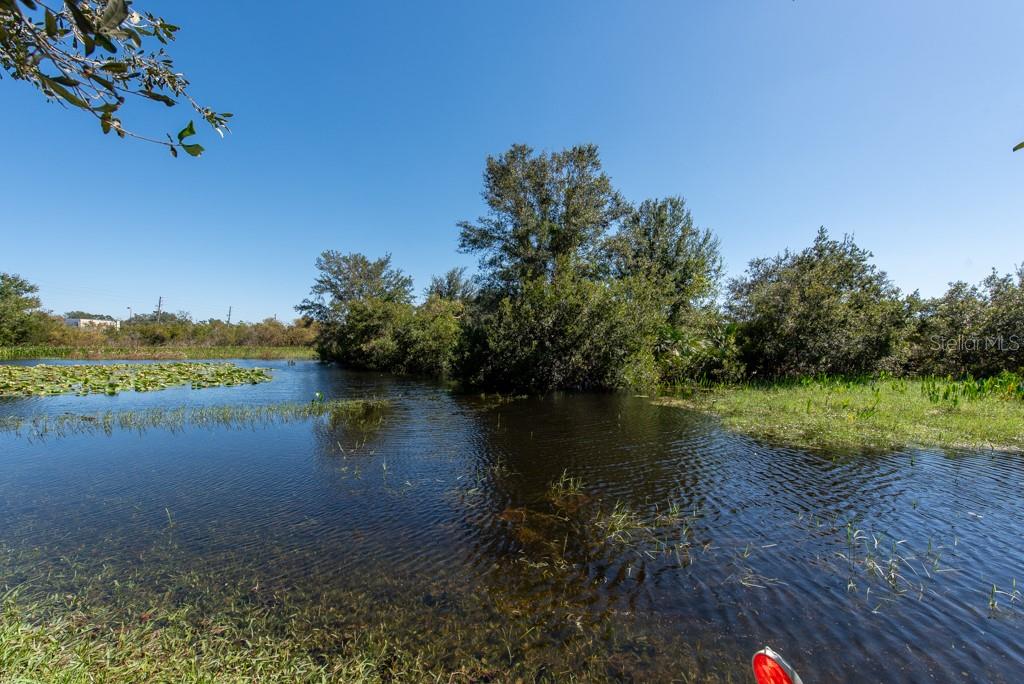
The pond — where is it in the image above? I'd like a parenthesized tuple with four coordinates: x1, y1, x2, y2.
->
(1, 360, 1022, 681)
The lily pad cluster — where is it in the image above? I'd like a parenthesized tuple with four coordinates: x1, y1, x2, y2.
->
(0, 363, 271, 397)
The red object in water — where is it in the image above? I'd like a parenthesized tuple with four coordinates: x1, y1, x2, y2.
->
(752, 647, 804, 684)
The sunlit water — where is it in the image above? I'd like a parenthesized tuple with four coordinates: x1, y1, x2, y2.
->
(1, 360, 1022, 681)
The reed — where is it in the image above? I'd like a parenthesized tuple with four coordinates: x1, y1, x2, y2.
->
(0, 399, 389, 439)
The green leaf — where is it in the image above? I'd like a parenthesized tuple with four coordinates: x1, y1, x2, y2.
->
(100, 61, 129, 74)
(176, 120, 196, 142)
(140, 89, 176, 107)
(181, 143, 204, 157)
(40, 76, 89, 109)
(66, 1, 95, 35)
(98, 0, 129, 31)
(44, 9, 58, 37)
(1014, 141, 1024, 153)
(94, 33, 116, 53)
(85, 71, 115, 91)
(169, 145, 178, 158)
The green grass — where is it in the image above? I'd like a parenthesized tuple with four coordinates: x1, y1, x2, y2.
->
(656, 375, 1024, 452)
(0, 591, 403, 684)
(0, 346, 316, 361)
(0, 550, 741, 684)
(0, 363, 271, 397)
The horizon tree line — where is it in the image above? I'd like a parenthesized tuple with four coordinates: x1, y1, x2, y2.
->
(295, 143, 1024, 392)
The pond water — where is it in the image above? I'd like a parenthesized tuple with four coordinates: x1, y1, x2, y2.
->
(1, 360, 1023, 681)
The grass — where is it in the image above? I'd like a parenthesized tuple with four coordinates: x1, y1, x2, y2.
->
(0, 362, 271, 397)
(0, 399, 389, 438)
(655, 374, 1024, 452)
(0, 346, 316, 361)
(0, 549, 743, 684)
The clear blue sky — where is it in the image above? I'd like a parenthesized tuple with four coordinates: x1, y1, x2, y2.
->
(3, 1, 1022, 322)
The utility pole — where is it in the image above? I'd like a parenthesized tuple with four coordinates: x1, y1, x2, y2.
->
(156, 296, 163, 323)
(227, 306, 232, 324)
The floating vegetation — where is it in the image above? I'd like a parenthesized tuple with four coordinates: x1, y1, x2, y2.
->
(0, 363, 271, 397)
(0, 399, 389, 439)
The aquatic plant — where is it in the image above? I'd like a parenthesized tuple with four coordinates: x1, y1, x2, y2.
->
(0, 399, 389, 439)
(548, 469, 584, 499)
(0, 362, 271, 397)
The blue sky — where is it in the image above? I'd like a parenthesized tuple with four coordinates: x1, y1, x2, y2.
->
(2, 0, 1022, 322)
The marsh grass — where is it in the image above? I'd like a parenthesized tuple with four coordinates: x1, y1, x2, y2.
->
(0, 542, 745, 684)
(656, 375, 1024, 452)
(0, 346, 316, 361)
(0, 399, 389, 439)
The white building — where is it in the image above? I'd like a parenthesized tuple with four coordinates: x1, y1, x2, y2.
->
(64, 318, 121, 330)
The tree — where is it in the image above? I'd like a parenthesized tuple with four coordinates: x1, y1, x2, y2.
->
(458, 270, 659, 393)
(64, 310, 114, 320)
(728, 228, 908, 378)
(425, 267, 476, 302)
(0, 272, 52, 345)
(400, 295, 463, 376)
(605, 196, 722, 325)
(296, 252, 417, 367)
(296, 251, 413, 326)
(458, 144, 627, 292)
(910, 268, 1024, 377)
(1, 0, 228, 156)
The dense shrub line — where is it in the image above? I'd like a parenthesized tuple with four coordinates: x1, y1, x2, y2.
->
(293, 144, 1024, 392)
(0, 274, 317, 351)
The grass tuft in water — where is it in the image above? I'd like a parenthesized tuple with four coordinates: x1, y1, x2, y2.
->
(0, 399, 389, 439)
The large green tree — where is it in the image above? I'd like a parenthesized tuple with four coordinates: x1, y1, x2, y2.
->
(425, 266, 476, 302)
(458, 144, 628, 291)
(296, 252, 414, 326)
(728, 228, 908, 378)
(605, 196, 722, 325)
(1, 0, 227, 155)
(0, 273, 51, 345)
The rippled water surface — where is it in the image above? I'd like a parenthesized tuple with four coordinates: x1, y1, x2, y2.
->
(2, 360, 1023, 681)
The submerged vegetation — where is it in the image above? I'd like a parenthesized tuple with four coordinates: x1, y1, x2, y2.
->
(0, 399, 388, 439)
(0, 363, 270, 397)
(657, 374, 1024, 452)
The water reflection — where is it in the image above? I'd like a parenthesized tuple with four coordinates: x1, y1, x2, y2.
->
(1, 361, 1022, 681)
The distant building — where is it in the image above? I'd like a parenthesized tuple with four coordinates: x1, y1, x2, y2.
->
(64, 318, 120, 330)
